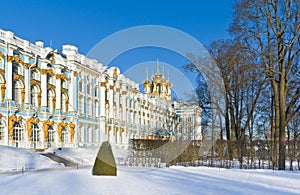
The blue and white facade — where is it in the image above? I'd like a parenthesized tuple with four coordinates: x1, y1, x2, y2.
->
(0, 28, 202, 149)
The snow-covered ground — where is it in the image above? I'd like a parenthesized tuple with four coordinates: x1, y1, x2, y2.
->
(0, 146, 63, 171)
(44, 147, 99, 165)
(1, 166, 299, 194)
(1, 146, 300, 194)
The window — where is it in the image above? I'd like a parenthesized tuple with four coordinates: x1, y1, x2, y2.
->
(47, 89, 55, 112)
(13, 62, 22, 75)
(31, 70, 40, 80)
(12, 80, 23, 105)
(61, 93, 67, 112)
(86, 127, 90, 143)
(79, 126, 84, 142)
(87, 99, 92, 116)
(79, 81, 83, 92)
(62, 79, 67, 89)
(61, 128, 69, 143)
(31, 85, 39, 108)
(87, 83, 91, 95)
(13, 122, 25, 142)
(47, 74, 55, 85)
(79, 96, 84, 114)
(94, 87, 98, 98)
(95, 101, 99, 118)
(48, 126, 55, 142)
(0, 120, 5, 140)
(32, 124, 40, 142)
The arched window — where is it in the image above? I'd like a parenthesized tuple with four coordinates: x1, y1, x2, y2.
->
(94, 86, 98, 98)
(48, 126, 55, 143)
(0, 119, 5, 141)
(79, 125, 84, 142)
(87, 126, 91, 143)
(12, 80, 23, 105)
(87, 98, 92, 116)
(13, 121, 25, 142)
(79, 95, 84, 114)
(87, 83, 91, 95)
(78, 80, 83, 92)
(32, 123, 41, 142)
(61, 128, 69, 143)
(61, 93, 67, 112)
(31, 85, 39, 108)
(47, 74, 55, 85)
(12, 62, 22, 75)
(47, 89, 55, 112)
(31, 69, 40, 80)
(61, 79, 67, 89)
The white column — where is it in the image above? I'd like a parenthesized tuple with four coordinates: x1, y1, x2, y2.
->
(100, 81, 106, 118)
(108, 79, 114, 119)
(24, 56, 30, 105)
(6, 47, 13, 101)
(55, 69, 62, 110)
(41, 64, 47, 109)
(115, 83, 120, 120)
(69, 71, 75, 112)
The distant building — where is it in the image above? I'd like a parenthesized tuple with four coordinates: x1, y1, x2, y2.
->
(0, 28, 201, 149)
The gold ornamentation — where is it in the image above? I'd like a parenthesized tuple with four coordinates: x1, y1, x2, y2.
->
(0, 51, 4, 59)
(66, 99, 69, 113)
(13, 74, 24, 80)
(61, 88, 68, 93)
(43, 120, 54, 141)
(69, 122, 75, 142)
(56, 74, 68, 80)
(8, 115, 17, 139)
(1, 85, 6, 104)
(109, 85, 114, 90)
(73, 71, 78, 77)
(37, 92, 41, 108)
(47, 84, 55, 90)
(100, 82, 106, 87)
(113, 68, 118, 79)
(52, 97, 56, 109)
(57, 121, 67, 142)
(21, 89, 25, 107)
(0, 113, 2, 119)
(26, 117, 35, 139)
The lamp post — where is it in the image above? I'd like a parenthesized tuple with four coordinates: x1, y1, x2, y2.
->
(32, 107, 38, 149)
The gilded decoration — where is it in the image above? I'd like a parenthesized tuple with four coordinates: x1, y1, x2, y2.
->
(73, 71, 78, 77)
(26, 117, 35, 139)
(56, 74, 69, 81)
(57, 121, 67, 141)
(43, 120, 54, 141)
(8, 115, 17, 138)
(21, 89, 25, 106)
(0, 51, 4, 59)
(13, 74, 24, 80)
(69, 122, 75, 142)
(1, 85, 6, 104)
(41, 68, 55, 76)
(100, 82, 106, 87)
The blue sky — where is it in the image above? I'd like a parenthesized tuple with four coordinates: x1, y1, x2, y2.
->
(1, 0, 233, 99)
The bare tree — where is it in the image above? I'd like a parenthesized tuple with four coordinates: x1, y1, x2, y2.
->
(230, 0, 300, 170)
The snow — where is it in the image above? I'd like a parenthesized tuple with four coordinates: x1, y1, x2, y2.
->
(44, 147, 98, 165)
(1, 146, 299, 194)
(1, 166, 299, 194)
(0, 146, 63, 171)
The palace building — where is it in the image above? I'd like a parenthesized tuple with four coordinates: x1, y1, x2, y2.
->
(0, 28, 202, 149)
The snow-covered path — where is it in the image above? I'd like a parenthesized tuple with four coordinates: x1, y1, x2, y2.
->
(1, 166, 299, 195)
